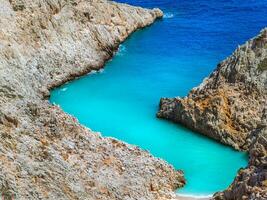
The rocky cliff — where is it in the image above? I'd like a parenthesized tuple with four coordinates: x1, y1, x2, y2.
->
(214, 127, 267, 200)
(0, 0, 186, 199)
(158, 29, 267, 199)
(158, 28, 267, 151)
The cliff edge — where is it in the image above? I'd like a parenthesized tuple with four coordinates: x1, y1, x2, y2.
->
(158, 29, 267, 199)
(0, 0, 186, 199)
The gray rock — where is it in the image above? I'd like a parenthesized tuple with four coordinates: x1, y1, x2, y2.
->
(157, 29, 267, 199)
(0, 0, 186, 199)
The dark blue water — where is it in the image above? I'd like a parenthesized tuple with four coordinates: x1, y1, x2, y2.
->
(50, 0, 267, 196)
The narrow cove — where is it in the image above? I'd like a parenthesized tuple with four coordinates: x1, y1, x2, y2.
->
(50, 0, 267, 196)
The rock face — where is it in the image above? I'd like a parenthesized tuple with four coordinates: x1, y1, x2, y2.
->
(214, 127, 267, 200)
(158, 29, 267, 151)
(158, 29, 267, 199)
(0, 0, 186, 199)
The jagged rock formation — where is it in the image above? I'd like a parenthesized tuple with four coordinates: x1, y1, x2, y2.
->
(158, 29, 267, 199)
(214, 127, 267, 200)
(158, 29, 267, 151)
(0, 0, 186, 199)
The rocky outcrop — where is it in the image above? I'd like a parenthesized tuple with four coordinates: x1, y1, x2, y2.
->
(0, 0, 187, 199)
(214, 127, 267, 200)
(158, 29, 267, 151)
(158, 29, 267, 199)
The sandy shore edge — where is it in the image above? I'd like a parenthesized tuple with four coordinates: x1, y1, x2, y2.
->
(176, 195, 211, 200)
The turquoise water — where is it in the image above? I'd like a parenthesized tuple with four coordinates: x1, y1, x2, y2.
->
(50, 0, 267, 196)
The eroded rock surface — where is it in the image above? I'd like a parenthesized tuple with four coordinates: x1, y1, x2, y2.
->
(158, 29, 267, 199)
(214, 127, 267, 200)
(0, 0, 186, 199)
(158, 29, 267, 151)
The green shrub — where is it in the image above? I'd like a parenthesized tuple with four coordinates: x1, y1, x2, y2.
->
(258, 58, 267, 71)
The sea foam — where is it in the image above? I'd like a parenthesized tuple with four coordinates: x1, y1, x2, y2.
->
(177, 193, 213, 199)
(117, 44, 127, 56)
(163, 12, 175, 19)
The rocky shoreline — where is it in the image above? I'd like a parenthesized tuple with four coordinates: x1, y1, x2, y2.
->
(1, 0, 265, 199)
(158, 29, 267, 199)
(0, 0, 188, 199)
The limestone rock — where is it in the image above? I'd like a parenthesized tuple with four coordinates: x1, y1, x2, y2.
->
(0, 0, 186, 199)
(158, 28, 267, 151)
(157, 28, 267, 199)
(214, 127, 267, 200)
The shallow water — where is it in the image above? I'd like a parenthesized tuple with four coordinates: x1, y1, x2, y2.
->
(50, 0, 267, 196)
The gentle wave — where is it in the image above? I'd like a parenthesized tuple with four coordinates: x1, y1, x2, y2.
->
(116, 44, 127, 56)
(89, 70, 98, 74)
(163, 12, 175, 19)
(89, 69, 105, 74)
(177, 193, 213, 199)
(98, 68, 105, 73)
(60, 87, 68, 92)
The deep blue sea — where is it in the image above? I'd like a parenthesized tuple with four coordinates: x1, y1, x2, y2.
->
(50, 0, 267, 196)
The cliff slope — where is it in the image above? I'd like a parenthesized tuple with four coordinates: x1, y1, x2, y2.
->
(158, 29, 267, 199)
(158, 29, 267, 151)
(214, 127, 267, 200)
(0, 0, 186, 199)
